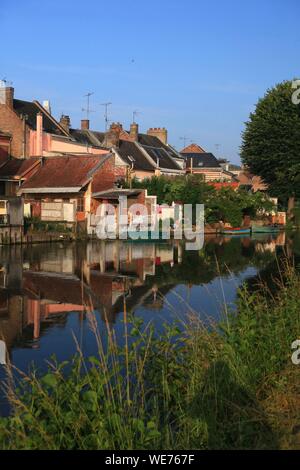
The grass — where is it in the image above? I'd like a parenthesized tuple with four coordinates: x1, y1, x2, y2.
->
(0, 261, 299, 450)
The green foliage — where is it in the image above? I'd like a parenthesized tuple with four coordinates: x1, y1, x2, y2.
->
(205, 187, 274, 226)
(0, 265, 299, 450)
(241, 80, 300, 202)
(131, 175, 274, 227)
(25, 217, 72, 233)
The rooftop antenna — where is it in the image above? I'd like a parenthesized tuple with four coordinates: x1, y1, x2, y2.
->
(214, 143, 220, 157)
(82, 92, 95, 119)
(180, 136, 192, 148)
(1, 77, 12, 87)
(132, 110, 140, 123)
(100, 102, 112, 131)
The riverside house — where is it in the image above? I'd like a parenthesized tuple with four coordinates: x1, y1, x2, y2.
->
(0, 86, 109, 157)
(69, 121, 185, 182)
(17, 154, 115, 234)
(180, 143, 236, 182)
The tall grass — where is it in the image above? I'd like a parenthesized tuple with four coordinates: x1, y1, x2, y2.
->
(0, 263, 299, 450)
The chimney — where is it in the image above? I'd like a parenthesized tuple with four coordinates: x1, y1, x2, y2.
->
(103, 122, 122, 148)
(81, 119, 90, 130)
(59, 114, 71, 133)
(147, 127, 167, 145)
(43, 100, 51, 114)
(36, 113, 43, 156)
(130, 122, 138, 141)
(3, 87, 14, 109)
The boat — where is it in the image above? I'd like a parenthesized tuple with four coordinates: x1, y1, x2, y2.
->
(220, 227, 251, 236)
(251, 225, 281, 234)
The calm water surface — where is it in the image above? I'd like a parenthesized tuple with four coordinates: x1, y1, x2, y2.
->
(0, 231, 299, 414)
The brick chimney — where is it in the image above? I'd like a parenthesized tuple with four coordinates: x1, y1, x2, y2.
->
(103, 122, 122, 148)
(3, 87, 14, 109)
(130, 122, 139, 142)
(36, 112, 43, 156)
(81, 119, 90, 130)
(147, 127, 167, 145)
(59, 115, 71, 133)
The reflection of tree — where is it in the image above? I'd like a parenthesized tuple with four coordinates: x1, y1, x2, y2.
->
(243, 239, 300, 296)
(145, 238, 277, 290)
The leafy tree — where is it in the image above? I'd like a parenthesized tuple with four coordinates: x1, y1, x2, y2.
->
(240, 80, 300, 213)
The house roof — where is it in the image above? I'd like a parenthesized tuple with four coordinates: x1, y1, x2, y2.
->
(93, 189, 143, 199)
(19, 154, 111, 193)
(138, 134, 182, 169)
(117, 140, 155, 171)
(13, 99, 68, 136)
(70, 126, 183, 173)
(184, 152, 221, 168)
(180, 143, 206, 154)
(69, 129, 105, 148)
(117, 135, 182, 172)
(0, 157, 40, 180)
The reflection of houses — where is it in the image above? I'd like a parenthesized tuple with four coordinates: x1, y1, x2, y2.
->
(0, 241, 178, 352)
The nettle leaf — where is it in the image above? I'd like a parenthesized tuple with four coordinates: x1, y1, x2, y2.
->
(82, 390, 98, 411)
(41, 373, 58, 389)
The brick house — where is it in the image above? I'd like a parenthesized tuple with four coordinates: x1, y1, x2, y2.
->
(0, 131, 12, 162)
(70, 122, 185, 181)
(0, 87, 108, 157)
(17, 154, 115, 232)
(182, 148, 235, 182)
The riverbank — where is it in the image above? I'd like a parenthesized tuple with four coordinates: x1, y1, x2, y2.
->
(0, 262, 299, 450)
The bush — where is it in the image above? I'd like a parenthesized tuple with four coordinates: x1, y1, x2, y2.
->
(0, 264, 299, 449)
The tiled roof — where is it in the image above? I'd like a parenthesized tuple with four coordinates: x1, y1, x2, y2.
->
(20, 154, 111, 191)
(138, 134, 182, 170)
(69, 129, 105, 147)
(93, 189, 143, 199)
(180, 143, 206, 154)
(184, 152, 221, 169)
(13, 99, 68, 136)
(117, 140, 154, 171)
(0, 157, 40, 180)
(71, 127, 183, 172)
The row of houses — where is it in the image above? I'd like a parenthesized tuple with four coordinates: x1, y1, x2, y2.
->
(0, 85, 265, 238)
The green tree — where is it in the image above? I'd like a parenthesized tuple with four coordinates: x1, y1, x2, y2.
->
(240, 80, 300, 214)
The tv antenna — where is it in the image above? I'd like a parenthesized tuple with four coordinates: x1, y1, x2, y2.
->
(100, 102, 112, 131)
(180, 136, 192, 148)
(82, 92, 95, 119)
(1, 77, 12, 87)
(132, 110, 141, 123)
(214, 143, 220, 157)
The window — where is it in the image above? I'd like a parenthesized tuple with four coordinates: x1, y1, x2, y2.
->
(77, 198, 84, 212)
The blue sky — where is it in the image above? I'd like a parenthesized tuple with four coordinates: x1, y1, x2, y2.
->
(1, 0, 299, 163)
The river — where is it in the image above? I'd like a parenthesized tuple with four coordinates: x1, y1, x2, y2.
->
(0, 231, 299, 414)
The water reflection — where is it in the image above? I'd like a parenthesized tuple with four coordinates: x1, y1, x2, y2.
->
(0, 232, 298, 359)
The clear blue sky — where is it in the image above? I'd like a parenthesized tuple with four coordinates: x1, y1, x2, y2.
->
(1, 0, 299, 163)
